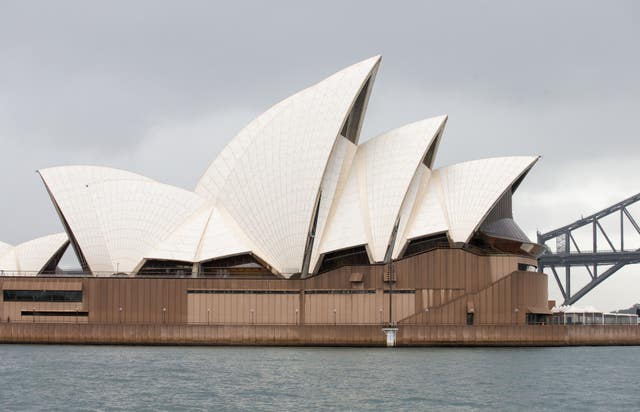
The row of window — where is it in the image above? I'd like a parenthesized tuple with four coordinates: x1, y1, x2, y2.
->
(3, 290, 83, 302)
(21, 311, 88, 317)
(187, 289, 416, 295)
(187, 290, 299, 295)
(305, 290, 376, 295)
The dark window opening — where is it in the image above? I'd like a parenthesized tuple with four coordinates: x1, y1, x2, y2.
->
(402, 234, 450, 258)
(518, 263, 537, 272)
(200, 254, 274, 278)
(317, 245, 370, 273)
(467, 235, 495, 252)
(340, 79, 371, 143)
(138, 260, 193, 277)
(421, 130, 442, 169)
(466, 312, 474, 326)
(526, 313, 548, 325)
(306, 289, 376, 295)
(21, 310, 88, 317)
(39, 241, 70, 275)
(188, 290, 298, 295)
(3, 290, 82, 302)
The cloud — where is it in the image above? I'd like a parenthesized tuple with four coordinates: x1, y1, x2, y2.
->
(0, 0, 638, 309)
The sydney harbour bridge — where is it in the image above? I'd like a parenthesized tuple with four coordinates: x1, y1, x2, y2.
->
(537, 193, 640, 305)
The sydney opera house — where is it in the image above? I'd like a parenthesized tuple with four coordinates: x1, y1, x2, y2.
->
(0, 56, 558, 344)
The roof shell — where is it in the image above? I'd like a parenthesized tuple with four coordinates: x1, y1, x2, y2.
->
(395, 156, 539, 255)
(436, 156, 539, 243)
(0, 233, 69, 274)
(316, 116, 447, 265)
(39, 166, 205, 274)
(195, 56, 381, 274)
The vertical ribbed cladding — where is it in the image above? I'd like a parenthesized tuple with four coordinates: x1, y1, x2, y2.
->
(37, 171, 91, 274)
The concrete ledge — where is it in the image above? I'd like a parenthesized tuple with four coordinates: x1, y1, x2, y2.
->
(1, 323, 640, 346)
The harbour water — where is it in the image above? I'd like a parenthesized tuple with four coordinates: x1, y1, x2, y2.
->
(1, 345, 638, 411)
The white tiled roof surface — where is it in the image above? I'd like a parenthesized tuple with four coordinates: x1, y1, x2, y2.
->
(39, 166, 205, 273)
(39, 166, 153, 273)
(316, 116, 447, 263)
(0, 241, 11, 258)
(0, 233, 68, 274)
(33, 57, 540, 276)
(396, 168, 449, 256)
(195, 205, 256, 263)
(194, 56, 380, 274)
(435, 156, 539, 243)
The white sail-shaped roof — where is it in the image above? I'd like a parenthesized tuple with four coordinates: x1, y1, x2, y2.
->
(146, 205, 213, 263)
(146, 204, 258, 264)
(0, 241, 11, 257)
(0, 233, 69, 274)
(39, 166, 205, 274)
(307, 135, 359, 272)
(195, 56, 380, 275)
(83, 179, 206, 273)
(30, 57, 541, 277)
(195, 206, 256, 263)
(39, 166, 153, 273)
(394, 167, 449, 257)
(437, 156, 539, 243)
(397, 156, 539, 252)
(315, 116, 447, 266)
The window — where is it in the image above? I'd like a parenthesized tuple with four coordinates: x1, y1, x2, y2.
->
(527, 313, 548, 325)
(3, 290, 82, 302)
(466, 313, 474, 325)
(21, 310, 88, 317)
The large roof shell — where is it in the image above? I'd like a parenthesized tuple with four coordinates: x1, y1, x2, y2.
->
(0, 233, 69, 274)
(437, 156, 539, 243)
(39, 166, 205, 274)
(195, 56, 381, 274)
(30, 57, 541, 277)
(396, 156, 539, 254)
(315, 116, 447, 266)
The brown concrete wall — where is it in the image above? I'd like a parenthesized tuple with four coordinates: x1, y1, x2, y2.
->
(401, 271, 549, 325)
(187, 293, 301, 325)
(0, 278, 87, 323)
(0, 248, 538, 328)
(1, 323, 639, 346)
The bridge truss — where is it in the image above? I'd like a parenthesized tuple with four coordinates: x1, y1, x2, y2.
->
(537, 193, 640, 305)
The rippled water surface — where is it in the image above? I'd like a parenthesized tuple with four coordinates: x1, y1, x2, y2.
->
(1, 345, 639, 411)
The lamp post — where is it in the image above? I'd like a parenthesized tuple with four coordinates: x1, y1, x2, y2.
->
(388, 262, 394, 326)
(162, 307, 167, 323)
(381, 257, 399, 347)
(207, 308, 210, 325)
(119, 307, 123, 323)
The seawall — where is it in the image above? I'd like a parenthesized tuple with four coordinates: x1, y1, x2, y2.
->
(1, 323, 639, 346)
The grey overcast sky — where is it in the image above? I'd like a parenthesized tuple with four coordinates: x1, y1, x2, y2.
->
(1, 1, 638, 310)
